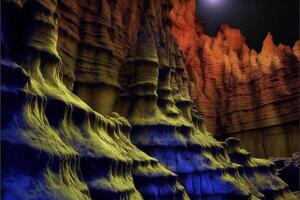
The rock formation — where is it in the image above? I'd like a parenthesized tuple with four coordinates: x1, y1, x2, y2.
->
(1, 1, 188, 199)
(226, 137, 296, 200)
(170, 0, 300, 158)
(1, 0, 298, 200)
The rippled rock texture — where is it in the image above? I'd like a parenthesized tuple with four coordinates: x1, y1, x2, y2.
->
(1, 0, 188, 199)
(226, 137, 296, 200)
(1, 0, 297, 200)
(171, 0, 300, 157)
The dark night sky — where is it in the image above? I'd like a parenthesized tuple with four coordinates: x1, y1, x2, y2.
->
(196, 0, 299, 51)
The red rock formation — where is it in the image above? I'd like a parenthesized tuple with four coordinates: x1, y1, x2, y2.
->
(171, 0, 300, 157)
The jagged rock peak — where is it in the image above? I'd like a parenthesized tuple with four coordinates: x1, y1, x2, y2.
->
(171, 0, 299, 158)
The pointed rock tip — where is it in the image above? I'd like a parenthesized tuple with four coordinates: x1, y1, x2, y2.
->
(263, 32, 274, 44)
(293, 40, 300, 49)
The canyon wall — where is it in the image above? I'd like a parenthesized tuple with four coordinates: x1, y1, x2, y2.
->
(171, 0, 300, 158)
(1, 0, 298, 200)
(2, 0, 190, 199)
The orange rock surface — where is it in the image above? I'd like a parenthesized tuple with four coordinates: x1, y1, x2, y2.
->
(171, 0, 300, 157)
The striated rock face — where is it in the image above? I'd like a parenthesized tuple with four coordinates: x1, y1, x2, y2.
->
(113, 1, 257, 199)
(1, 0, 297, 200)
(226, 137, 297, 200)
(1, 1, 188, 199)
(171, 0, 300, 158)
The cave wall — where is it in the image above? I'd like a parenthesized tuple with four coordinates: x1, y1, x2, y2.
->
(170, 0, 300, 158)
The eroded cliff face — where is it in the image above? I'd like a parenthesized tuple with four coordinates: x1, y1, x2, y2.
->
(171, 0, 300, 158)
(1, 0, 298, 200)
(2, 1, 189, 199)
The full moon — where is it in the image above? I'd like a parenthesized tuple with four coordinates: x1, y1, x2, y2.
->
(202, 0, 223, 6)
(207, 0, 219, 3)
